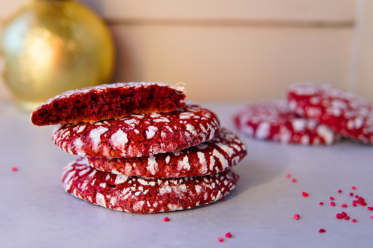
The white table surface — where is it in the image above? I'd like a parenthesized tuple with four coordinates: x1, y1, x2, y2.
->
(1, 101, 372, 248)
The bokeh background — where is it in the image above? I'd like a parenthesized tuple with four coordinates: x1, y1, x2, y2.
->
(0, 0, 372, 102)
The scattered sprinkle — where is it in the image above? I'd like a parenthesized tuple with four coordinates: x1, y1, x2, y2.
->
(336, 213, 343, 219)
(330, 202, 335, 206)
(341, 212, 347, 218)
(352, 186, 356, 190)
(11, 167, 18, 172)
(341, 204, 347, 208)
(225, 232, 232, 238)
(338, 189, 342, 193)
(345, 216, 350, 220)
(302, 192, 309, 197)
(221, 198, 225, 202)
(371, 215, 373, 219)
(367, 207, 373, 211)
(352, 219, 357, 222)
(350, 192, 354, 196)
(319, 202, 324, 205)
(353, 203, 357, 207)
(286, 173, 291, 178)
(319, 229, 326, 233)
(292, 178, 296, 183)
(294, 214, 300, 220)
(355, 195, 359, 198)
(163, 217, 170, 222)
(330, 197, 334, 200)
(218, 237, 223, 242)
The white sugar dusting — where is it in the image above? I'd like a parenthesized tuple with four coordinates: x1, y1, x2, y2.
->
(256, 122, 270, 139)
(213, 149, 229, 169)
(292, 119, 307, 132)
(147, 155, 158, 175)
(146, 126, 158, 139)
(216, 143, 235, 157)
(186, 124, 197, 136)
(78, 168, 90, 176)
(89, 127, 109, 151)
(115, 174, 128, 184)
(77, 125, 86, 133)
(110, 129, 128, 149)
(177, 156, 191, 171)
(73, 138, 86, 156)
(197, 152, 208, 174)
(96, 193, 107, 207)
(316, 125, 334, 145)
(165, 156, 170, 164)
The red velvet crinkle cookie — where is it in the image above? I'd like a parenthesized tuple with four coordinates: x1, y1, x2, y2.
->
(86, 128, 246, 178)
(62, 160, 239, 214)
(235, 101, 339, 145)
(53, 103, 220, 158)
(287, 83, 373, 144)
(31, 82, 185, 126)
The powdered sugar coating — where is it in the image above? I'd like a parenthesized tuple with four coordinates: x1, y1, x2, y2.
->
(235, 100, 339, 145)
(287, 83, 373, 144)
(62, 160, 239, 214)
(31, 82, 185, 126)
(53, 103, 220, 158)
(86, 128, 246, 178)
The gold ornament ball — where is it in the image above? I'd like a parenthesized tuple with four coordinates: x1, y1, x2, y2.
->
(0, 0, 115, 112)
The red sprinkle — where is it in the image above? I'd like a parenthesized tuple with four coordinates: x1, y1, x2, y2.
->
(338, 189, 342, 193)
(341, 204, 347, 208)
(353, 203, 357, 207)
(352, 219, 357, 222)
(341, 212, 347, 218)
(302, 192, 309, 197)
(221, 198, 225, 202)
(330, 197, 334, 200)
(225, 232, 232, 238)
(292, 178, 296, 183)
(11, 167, 18, 172)
(163, 217, 170, 222)
(336, 213, 343, 219)
(330, 202, 335, 206)
(286, 173, 291, 178)
(350, 192, 354, 196)
(367, 207, 373, 211)
(218, 237, 223, 242)
(319, 229, 326, 233)
(294, 214, 300, 220)
(319, 202, 324, 205)
(355, 195, 359, 198)
(345, 216, 350, 220)
(371, 215, 373, 219)
(352, 186, 356, 190)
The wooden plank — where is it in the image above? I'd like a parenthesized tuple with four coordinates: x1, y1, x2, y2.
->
(0, 0, 355, 23)
(108, 25, 352, 101)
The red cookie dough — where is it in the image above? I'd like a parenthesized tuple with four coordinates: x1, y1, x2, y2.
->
(287, 83, 373, 144)
(62, 160, 239, 214)
(86, 128, 246, 178)
(53, 103, 220, 158)
(31, 82, 185, 126)
(235, 101, 339, 145)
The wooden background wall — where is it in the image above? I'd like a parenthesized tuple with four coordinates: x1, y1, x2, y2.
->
(1, 0, 372, 103)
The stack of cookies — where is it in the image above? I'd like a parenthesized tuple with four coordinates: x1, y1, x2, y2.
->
(31, 82, 247, 213)
(235, 82, 373, 145)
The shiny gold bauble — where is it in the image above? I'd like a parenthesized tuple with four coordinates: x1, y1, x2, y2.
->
(0, 0, 115, 112)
